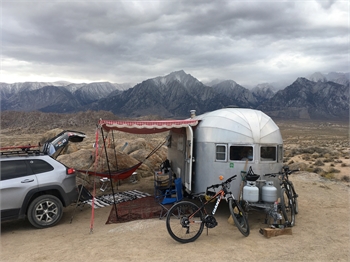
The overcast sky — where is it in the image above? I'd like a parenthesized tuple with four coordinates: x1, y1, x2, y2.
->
(1, 0, 348, 87)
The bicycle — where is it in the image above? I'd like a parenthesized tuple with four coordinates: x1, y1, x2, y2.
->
(282, 165, 299, 214)
(165, 175, 250, 243)
(265, 165, 299, 227)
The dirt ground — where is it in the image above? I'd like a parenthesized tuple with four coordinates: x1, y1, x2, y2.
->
(1, 119, 349, 262)
(1, 170, 349, 262)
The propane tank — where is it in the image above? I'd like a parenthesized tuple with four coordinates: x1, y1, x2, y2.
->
(262, 181, 277, 203)
(243, 181, 259, 203)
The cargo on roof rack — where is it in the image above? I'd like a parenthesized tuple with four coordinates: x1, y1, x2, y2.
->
(0, 149, 42, 156)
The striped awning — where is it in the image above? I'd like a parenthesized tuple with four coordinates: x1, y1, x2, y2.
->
(98, 119, 199, 134)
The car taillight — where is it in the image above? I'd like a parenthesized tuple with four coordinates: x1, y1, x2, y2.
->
(67, 168, 76, 175)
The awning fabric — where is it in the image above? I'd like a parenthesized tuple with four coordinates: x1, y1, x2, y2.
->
(98, 119, 199, 134)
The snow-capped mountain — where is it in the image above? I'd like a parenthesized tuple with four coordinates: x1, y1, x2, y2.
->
(1, 71, 348, 119)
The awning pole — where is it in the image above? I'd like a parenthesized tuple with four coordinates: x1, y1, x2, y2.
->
(100, 127, 119, 219)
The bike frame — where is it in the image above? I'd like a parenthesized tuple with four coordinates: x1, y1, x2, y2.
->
(188, 189, 227, 221)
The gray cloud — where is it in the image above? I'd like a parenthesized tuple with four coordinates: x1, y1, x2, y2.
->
(1, 0, 348, 87)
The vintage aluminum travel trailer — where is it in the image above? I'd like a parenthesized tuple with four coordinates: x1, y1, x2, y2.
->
(98, 107, 284, 199)
(167, 107, 284, 199)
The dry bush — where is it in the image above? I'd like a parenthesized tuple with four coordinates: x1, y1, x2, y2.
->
(321, 172, 335, 180)
(314, 159, 325, 166)
(311, 153, 320, 159)
(327, 167, 340, 173)
(341, 176, 350, 182)
(302, 154, 311, 161)
(341, 163, 347, 167)
(313, 167, 324, 174)
(323, 157, 334, 163)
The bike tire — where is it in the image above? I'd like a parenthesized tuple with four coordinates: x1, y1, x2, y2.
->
(228, 198, 250, 237)
(289, 183, 299, 214)
(166, 201, 204, 243)
(280, 188, 295, 226)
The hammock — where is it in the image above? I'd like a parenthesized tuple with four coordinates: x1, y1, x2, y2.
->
(77, 162, 142, 181)
(77, 134, 166, 182)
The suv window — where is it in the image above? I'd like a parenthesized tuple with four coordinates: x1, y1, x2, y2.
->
(28, 159, 54, 174)
(1, 160, 28, 181)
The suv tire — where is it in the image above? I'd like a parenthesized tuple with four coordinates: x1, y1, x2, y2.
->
(27, 195, 63, 229)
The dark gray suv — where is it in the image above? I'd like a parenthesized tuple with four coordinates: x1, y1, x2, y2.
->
(0, 130, 85, 228)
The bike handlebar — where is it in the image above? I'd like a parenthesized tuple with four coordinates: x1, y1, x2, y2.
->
(265, 168, 300, 178)
(207, 175, 237, 190)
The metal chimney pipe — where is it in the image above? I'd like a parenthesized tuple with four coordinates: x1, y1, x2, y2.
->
(190, 110, 196, 118)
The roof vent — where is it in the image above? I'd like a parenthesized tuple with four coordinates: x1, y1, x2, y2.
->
(190, 110, 196, 118)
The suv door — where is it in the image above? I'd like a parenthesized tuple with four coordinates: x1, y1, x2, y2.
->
(0, 160, 38, 219)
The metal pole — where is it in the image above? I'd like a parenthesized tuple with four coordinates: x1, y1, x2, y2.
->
(100, 127, 119, 220)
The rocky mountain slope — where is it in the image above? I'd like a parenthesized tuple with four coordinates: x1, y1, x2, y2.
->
(258, 77, 349, 119)
(1, 70, 349, 119)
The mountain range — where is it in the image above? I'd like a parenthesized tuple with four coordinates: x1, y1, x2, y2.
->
(0, 70, 349, 120)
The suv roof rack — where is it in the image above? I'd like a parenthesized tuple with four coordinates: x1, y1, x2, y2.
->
(0, 145, 44, 157)
(0, 149, 43, 156)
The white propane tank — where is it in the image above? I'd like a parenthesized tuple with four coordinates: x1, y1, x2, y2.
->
(262, 181, 277, 203)
(243, 181, 259, 203)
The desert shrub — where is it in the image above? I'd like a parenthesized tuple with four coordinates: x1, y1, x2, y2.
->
(306, 167, 313, 172)
(288, 149, 298, 157)
(314, 159, 325, 166)
(323, 158, 333, 163)
(330, 163, 335, 167)
(340, 176, 350, 182)
(313, 167, 324, 174)
(324, 153, 331, 159)
(327, 167, 340, 173)
(289, 162, 307, 171)
(302, 154, 311, 161)
(341, 163, 347, 167)
(288, 160, 294, 165)
(311, 153, 320, 159)
(345, 156, 349, 159)
(321, 172, 335, 180)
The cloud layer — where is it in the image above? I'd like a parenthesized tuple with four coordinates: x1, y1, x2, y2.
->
(1, 0, 348, 87)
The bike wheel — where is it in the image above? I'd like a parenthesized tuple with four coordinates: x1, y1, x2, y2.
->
(228, 198, 250, 237)
(289, 184, 299, 214)
(280, 188, 295, 226)
(166, 201, 204, 243)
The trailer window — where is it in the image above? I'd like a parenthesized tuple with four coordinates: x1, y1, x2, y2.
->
(260, 146, 276, 161)
(215, 144, 227, 161)
(229, 146, 253, 161)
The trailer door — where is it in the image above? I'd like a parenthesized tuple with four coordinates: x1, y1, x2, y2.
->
(184, 125, 194, 193)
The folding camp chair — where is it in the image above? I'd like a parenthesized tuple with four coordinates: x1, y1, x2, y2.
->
(154, 169, 174, 202)
(159, 177, 183, 219)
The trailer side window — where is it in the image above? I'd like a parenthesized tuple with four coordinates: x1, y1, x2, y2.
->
(215, 144, 227, 161)
(229, 146, 253, 161)
(260, 146, 276, 161)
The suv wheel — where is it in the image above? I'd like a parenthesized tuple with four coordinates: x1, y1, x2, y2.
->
(27, 195, 63, 229)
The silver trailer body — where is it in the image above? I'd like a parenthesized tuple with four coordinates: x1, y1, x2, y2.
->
(168, 108, 284, 199)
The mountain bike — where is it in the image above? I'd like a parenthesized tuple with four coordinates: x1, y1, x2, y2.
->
(282, 165, 299, 214)
(265, 165, 299, 226)
(165, 175, 249, 243)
